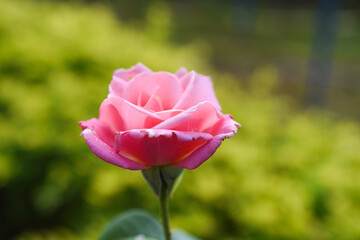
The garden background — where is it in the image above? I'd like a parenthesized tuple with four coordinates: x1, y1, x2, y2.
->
(0, 0, 359, 239)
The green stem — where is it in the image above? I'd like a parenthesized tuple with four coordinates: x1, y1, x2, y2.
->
(159, 172, 171, 240)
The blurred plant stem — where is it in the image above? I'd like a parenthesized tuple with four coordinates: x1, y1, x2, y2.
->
(160, 174, 171, 240)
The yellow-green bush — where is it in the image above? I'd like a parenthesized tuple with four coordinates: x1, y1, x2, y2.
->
(0, 0, 359, 240)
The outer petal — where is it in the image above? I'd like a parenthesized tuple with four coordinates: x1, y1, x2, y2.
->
(114, 129, 213, 167)
(81, 128, 147, 170)
(174, 71, 222, 111)
(210, 114, 241, 136)
(175, 117, 240, 169)
(174, 135, 223, 169)
(79, 118, 115, 147)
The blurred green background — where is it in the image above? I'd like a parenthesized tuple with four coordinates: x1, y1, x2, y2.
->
(0, 0, 359, 239)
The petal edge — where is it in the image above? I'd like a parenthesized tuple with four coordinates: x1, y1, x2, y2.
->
(82, 129, 148, 170)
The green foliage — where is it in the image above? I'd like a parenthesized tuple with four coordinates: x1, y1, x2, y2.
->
(0, 0, 206, 239)
(98, 209, 164, 240)
(0, 1, 359, 240)
(183, 67, 360, 240)
(98, 209, 199, 240)
(172, 230, 200, 240)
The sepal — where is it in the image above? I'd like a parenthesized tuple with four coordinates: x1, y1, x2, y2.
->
(142, 165, 184, 198)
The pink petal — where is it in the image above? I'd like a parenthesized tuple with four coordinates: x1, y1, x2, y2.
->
(79, 118, 115, 147)
(109, 63, 151, 97)
(115, 129, 213, 166)
(81, 128, 147, 170)
(174, 71, 222, 111)
(122, 72, 183, 110)
(211, 114, 241, 136)
(175, 116, 240, 169)
(155, 109, 183, 120)
(153, 101, 222, 134)
(174, 135, 223, 169)
(175, 67, 188, 79)
(113, 62, 151, 81)
(98, 103, 125, 133)
(142, 86, 163, 112)
(99, 97, 164, 131)
(108, 78, 127, 98)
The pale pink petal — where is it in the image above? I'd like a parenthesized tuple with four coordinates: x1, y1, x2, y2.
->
(174, 71, 222, 111)
(175, 67, 188, 79)
(108, 78, 127, 98)
(81, 128, 147, 170)
(113, 62, 151, 81)
(155, 109, 183, 120)
(153, 101, 222, 134)
(79, 118, 115, 147)
(210, 114, 241, 136)
(178, 69, 192, 90)
(109, 63, 151, 97)
(142, 86, 163, 112)
(99, 97, 164, 131)
(98, 102, 125, 133)
(115, 129, 213, 166)
(123, 72, 183, 110)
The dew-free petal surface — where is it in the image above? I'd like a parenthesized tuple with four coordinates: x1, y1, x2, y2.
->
(153, 101, 222, 134)
(99, 97, 164, 131)
(109, 63, 151, 97)
(174, 71, 221, 111)
(81, 128, 147, 170)
(123, 72, 183, 110)
(115, 129, 213, 167)
(79, 118, 115, 147)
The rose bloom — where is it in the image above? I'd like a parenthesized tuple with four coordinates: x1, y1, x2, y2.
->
(79, 63, 240, 170)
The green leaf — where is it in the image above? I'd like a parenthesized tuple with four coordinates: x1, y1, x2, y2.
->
(121, 237, 159, 240)
(98, 209, 164, 240)
(172, 229, 201, 240)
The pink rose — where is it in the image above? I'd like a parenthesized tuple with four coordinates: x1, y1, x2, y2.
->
(79, 63, 240, 170)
